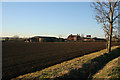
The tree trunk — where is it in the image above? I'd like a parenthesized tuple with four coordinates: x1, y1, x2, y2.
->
(107, 2, 113, 53)
(107, 23, 113, 53)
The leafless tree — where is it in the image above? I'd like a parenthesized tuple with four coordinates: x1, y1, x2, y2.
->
(13, 35, 19, 39)
(81, 33, 84, 38)
(58, 34, 63, 38)
(104, 24, 118, 39)
(91, 0, 120, 53)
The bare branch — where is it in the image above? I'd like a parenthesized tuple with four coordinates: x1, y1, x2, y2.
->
(113, 14, 120, 22)
(91, 1, 119, 53)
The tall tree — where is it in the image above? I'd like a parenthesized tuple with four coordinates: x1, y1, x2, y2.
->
(91, 0, 120, 53)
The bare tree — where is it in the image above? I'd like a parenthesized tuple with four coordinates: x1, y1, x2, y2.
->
(104, 24, 118, 39)
(91, 0, 120, 53)
(5, 37, 9, 41)
(58, 34, 62, 38)
(81, 33, 84, 38)
(13, 35, 19, 39)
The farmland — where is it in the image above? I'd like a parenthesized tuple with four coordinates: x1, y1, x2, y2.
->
(2, 42, 120, 79)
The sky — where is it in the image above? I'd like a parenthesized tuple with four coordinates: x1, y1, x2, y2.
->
(2, 2, 105, 38)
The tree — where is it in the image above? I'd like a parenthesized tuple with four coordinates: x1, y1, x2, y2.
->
(58, 34, 63, 38)
(91, 0, 120, 53)
(81, 34, 84, 42)
(13, 35, 19, 39)
(5, 37, 9, 41)
(81, 34, 84, 38)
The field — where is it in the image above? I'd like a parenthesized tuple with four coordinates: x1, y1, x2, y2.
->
(13, 46, 120, 79)
(2, 42, 120, 79)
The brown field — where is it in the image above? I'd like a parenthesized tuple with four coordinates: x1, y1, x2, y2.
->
(2, 42, 120, 79)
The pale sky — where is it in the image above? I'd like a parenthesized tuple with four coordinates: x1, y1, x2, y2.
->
(2, 2, 105, 38)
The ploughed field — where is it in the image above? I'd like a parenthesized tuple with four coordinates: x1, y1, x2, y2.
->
(2, 42, 120, 79)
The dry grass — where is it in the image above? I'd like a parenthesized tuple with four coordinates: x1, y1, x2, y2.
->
(92, 56, 120, 79)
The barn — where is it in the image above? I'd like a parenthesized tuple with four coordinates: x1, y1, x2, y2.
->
(67, 34, 81, 41)
(25, 36, 57, 43)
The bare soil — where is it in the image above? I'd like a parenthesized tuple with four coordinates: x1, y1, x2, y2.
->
(2, 42, 120, 79)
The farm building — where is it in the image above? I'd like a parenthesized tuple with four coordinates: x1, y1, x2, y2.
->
(67, 34, 107, 42)
(112, 37, 119, 42)
(83, 37, 92, 41)
(92, 37, 107, 42)
(86, 35, 91, 38)
(57, 38, 66, 42)
(67, 34, 81, 41)
(83, 37, 106, 42)
(24, 36, 58, 43)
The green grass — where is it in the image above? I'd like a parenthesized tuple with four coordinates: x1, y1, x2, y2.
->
(92, 56, 120, 79)
(11, 46, 120, 80)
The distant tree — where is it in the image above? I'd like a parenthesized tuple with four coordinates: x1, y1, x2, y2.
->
(58, 35, 64, 42)
(81, 34, 84, 42)
(13, 35, 19, 39)
(58, 35, 63, 38)
(81, 34, 84, 38)
(5, 37, 9, 41)
(91, 1, 120, 53)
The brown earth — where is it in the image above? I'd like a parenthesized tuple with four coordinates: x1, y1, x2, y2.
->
(2, 42, 120, 79)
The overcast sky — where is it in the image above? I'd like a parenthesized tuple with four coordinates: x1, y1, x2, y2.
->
(2, 2, 105, 38)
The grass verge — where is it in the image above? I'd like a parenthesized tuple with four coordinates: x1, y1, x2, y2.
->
(11, 46, 120, 80)
(92, 56, 120, 79)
